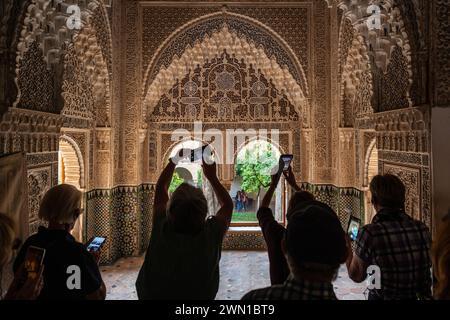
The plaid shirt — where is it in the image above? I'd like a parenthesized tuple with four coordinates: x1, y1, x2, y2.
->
(242, 275, 337, 300)
(355, 209, 432, 300)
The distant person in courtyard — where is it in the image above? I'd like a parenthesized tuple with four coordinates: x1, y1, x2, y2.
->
(236, 191, 242, 212)
(0, 212, 43, 300)
(432, 214, 450, 300)
(242, 191, 248, 212)
(258, 165, 315, 285)
(136, 148, 233, 300)
(346, 174, 432, 300)
(13, 184, 106, 300)
(243, 198, 347, 300)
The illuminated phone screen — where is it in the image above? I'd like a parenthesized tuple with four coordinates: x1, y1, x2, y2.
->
(347, 218, 361, 241)
(24, 246, 45, 280)
(281, 155, 293, 171)
(192, 147, 204, 162)
(87, 237, 106, 252)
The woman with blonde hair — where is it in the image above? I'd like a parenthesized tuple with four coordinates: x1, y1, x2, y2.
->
(0, 212, 43, 299)
(13, 184, 106, 300)
(432, 217, 450, 300)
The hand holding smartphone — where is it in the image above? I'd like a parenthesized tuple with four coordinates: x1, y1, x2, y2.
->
(272, 154, 294, 186)
(191, 144, 214, 163)
(86, 236, 107, 252)
(347, 216, 361, 241)
(24, 246, 45, 280)
(281, 154, 293, 172)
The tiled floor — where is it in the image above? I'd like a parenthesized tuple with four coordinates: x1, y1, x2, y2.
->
(101, 251, 367, 300)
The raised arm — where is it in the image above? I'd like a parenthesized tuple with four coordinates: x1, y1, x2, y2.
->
(282, 166, 301, 192)
(345, 234, 369, 283)
(153, 159, 176, 224)
(261, 173, 280, 209)
(202, 161, 233, 235)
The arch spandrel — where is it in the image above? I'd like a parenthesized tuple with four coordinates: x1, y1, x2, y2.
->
(148, 51, 301, 125)
(143, 13, 310, 126)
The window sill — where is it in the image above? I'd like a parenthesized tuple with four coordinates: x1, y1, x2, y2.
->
(229, 226, 262, 232)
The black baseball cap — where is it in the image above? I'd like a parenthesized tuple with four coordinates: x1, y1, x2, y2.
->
(285, 200, 347, 267)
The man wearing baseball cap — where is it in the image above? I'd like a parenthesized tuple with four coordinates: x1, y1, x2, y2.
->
(242, 200, 348, 300)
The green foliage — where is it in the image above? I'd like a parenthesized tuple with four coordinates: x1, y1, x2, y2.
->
(231, 211, 257, 222)
(169, 172, 184, 193)
(236, 142, 278, 194)
(196, 170, 203, 188)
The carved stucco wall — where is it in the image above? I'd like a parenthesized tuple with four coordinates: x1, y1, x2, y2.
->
(430, 0, 450, 230)
(0, 0, 443, 262)
(0, 0, 113, 255)
(335, 0, 433, 232)
(433, 0, 450, 106)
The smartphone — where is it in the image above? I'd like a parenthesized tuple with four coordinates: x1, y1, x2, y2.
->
(347, 216, 361, 241)
(24, 246, 45, 280)
(86, 236, 107, 252)
(191, 145, 214, 163)
(281, 154, 294, 171)
(191, 146, 204, 162)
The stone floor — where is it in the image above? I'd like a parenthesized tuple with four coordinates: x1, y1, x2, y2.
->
(101, 251, 367, 300)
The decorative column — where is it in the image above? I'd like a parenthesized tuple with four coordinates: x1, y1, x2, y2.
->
(338, 129, 355, 187)
(95, 128, 112, 188)
(300, 129, 312, 182)
(138, 128, 148, 184)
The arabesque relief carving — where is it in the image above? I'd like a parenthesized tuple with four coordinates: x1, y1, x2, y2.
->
(0, 0, 442, 259)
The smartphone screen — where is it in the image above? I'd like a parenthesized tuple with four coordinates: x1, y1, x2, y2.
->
(191, 146, 204, 162)
(24, 246, 45, 280)
(191, 145, 214, 163)
(86, 237, 106, 252)
(281, 154, 293, 171)
(347, 217, 361, 241)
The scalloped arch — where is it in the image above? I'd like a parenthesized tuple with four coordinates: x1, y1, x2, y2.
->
(143, 11, 308, 96)
(61, 24, 111, 125)
(13, 0, 113, 121)
(338, 0, 413, 87)
(340, 30, 374, 124)
(59, 134, 85, 189)
(143, 24, 308, 124)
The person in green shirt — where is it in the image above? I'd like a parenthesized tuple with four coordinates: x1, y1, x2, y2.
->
(136, 151, 233, 300)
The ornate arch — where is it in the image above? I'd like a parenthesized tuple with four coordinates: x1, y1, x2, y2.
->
(59, 134, 85, 189)
(15, 0, 103, 67)
(13, 0, 112, 122)
(337, 0, 413, 108)
(61, 24, 111, 126)
(143, 12, 309, 125)
(233, 135, 286, 161)
(149, 51, 300, 125)
(340, 30, 374, 127)
(363, 138, 378, 187)
(90, 2, 113, 75)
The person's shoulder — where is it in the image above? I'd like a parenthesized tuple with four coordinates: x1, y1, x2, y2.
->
(205, 216, 223, 235)
(411, 218, 431, 235)
(21, 232, 41, 245)
(205, 215, 218, 225)
(57, 235, 88, 256)
(411, 217, 429, 229)
(257, 206, 273, 217)
(241, 286, 273, 300)
(359, 223, 376, 236)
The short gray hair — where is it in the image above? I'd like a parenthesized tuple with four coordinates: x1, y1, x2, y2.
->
(39, 184, 82, 224)
(167, 183, 208, 234)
